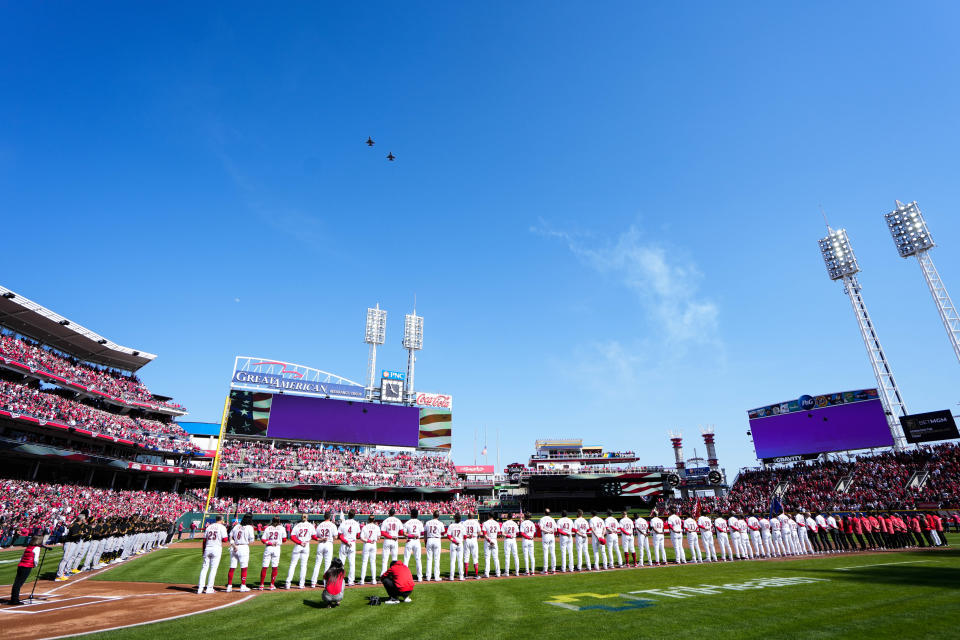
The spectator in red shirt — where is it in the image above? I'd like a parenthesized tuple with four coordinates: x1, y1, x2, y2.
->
(380, 560, 414, 604)
(321, 559, 345, 607)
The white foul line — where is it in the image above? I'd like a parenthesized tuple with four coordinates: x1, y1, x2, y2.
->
(835, 560, 932, 571)
(39, 594, 256, 639)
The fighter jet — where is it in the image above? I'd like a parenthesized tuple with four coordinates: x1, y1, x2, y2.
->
(386, 152, 396, 161)
(366, 137, 375, 147)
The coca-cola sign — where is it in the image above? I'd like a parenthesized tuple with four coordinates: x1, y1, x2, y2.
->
(415, 392, 452, 409)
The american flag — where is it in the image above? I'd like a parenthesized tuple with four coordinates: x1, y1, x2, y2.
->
(619, 474, 662, 498)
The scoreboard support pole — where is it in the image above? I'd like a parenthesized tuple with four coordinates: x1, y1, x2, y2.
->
(201, 394, 231, 527)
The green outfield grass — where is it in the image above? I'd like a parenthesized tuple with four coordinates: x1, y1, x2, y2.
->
(67, 544, 960, 640)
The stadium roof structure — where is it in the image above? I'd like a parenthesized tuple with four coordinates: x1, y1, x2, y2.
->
(0, 284, 156, 371)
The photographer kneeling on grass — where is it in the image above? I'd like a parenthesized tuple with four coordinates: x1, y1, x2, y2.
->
(380, 560, 414, 604)
(322, 559, 345, 607)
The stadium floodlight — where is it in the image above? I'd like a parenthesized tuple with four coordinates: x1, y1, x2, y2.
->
(885, 200, 960, 364)
(818, 226, 908, 450)
(364, 304, 387, 398)
(403, 311, 423, 400)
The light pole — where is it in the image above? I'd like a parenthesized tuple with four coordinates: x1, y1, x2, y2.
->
(364, 304, 386, 400)
(403, 309, 423, 403)
(818, 227, 908, 449)
(885, 200, 960, 364)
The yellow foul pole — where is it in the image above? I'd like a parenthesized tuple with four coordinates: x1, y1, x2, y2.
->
(201, 394, 231, 526)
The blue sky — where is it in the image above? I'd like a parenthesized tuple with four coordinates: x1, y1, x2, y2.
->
(2, 2, 959, 476)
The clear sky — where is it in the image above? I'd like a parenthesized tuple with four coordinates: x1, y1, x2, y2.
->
(3, 2, 959, 476)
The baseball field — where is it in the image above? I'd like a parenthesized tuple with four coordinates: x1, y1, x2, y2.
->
(2, 541, 958, 639)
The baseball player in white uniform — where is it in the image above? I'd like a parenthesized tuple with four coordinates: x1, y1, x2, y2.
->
(501, 516, 520, 576)
(258, 517, 286, 590)
(556, 511, 574, 572)
(667, 510, 686, 564)
(539, 509, 557, 574)
(589, 511, 608, 569)
(337, 509, 360, 586)
(698, 513, 717, 562)
(359, 514, 381, 585)
(683, 516, 702, 563)
(573, 510, 592, 571)
(738, 516, 755, 558)
(285, 514, 316, 589)
(463, 513, 482, 579)
(796, 512, 814, 554)
(604, 510, 624, 568)
(482, 516, 501, 578)
(714, 515, 732, 561)
(634, 515, 652, 566)
(787, 514, 802, 554)
(759, 516, 775, 558)
(424, 510, 445, 581)
(619, 511, 636, 567)
(198, 515, 228, 594)
(311, 512, 338, 588)
(226, 514, 255, 592)
(728, 515, 742, 559)
(770, 514, 786, 557)
(402, 509, 424, 581)
(746, 515, 764, 557)
(650, 514, 666, 565)
(379, 508, 403, 574)
(447, 514, 465, 581)
(519, 514, 537, 575)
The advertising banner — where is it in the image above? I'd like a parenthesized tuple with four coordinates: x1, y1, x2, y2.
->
(900, 410, 959, 444)
(231, 370, 364, 399)
(455, 465, 494, 474)
(415, 392, 453, 409)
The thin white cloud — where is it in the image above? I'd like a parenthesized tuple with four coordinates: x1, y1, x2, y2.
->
(533, 221, 720, 345)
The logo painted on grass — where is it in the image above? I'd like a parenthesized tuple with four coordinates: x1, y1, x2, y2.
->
(543, 593, 656, 612)
(628, 576, 831, 600)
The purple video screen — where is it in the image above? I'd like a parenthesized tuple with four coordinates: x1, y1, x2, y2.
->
(749, 398, 893, 459)
(267, 395, 420, 447)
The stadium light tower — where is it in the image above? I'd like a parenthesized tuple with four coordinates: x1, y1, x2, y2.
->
(818, 227, 908, 449)
(403, 308, 423, 402)
(364, 304, 387, 399)
(885, 200, 960, 364)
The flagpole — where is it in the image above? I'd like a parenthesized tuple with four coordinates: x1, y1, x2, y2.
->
(474, 427, 477, 466)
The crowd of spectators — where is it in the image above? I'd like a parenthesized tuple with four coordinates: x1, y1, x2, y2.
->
(193, 490, 478, 516)
(661, 442, 960, 514)
(0, 333, 185, 412)
(0, 479, 198, 544)
(218, 439, 460, 487)
(0, 380, 201, 454)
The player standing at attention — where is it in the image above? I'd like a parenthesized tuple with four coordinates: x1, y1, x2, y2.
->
(815, 512, 833, 552)
(714, 515, 732, 561)
(463, 512, 482, 579)
(650, 513, 666, 566)
(337, 509, 360, 586)
(727, 514, 742, 559)
(402, 509, 425, 582)
(556, 511, 574, 572)
(286, 514, 316, 589)
(226, 514, 255, 592)
(259, 516, 286, 590)
(667, 509, 686, 564)
(501, 515, 520, 576)
(424, 510, 445, 581)
(589, 511, 608, 570)
(311, 512, 338, 588)
(795, 512, 814, 554)
(759, 515, 774, 557)
(619, 511, 636, 567)
(770, 515, 786, 557)
(683, 515, 702, 563)
(746, 514, 763, 557)
(379, 508, 403, 575)
(573, 510, 592, 571)
(198, 515, 228, 594)
(603, 510, 624, 568)
(539, 509, 557, 574)
(447, 513, 465, 581)
(519, 513, 537, 575)
(697, 512, 717, 562)
(359, 514, 381, 585)
(634, 514, 651, 567)
(482, 514, 501, 578)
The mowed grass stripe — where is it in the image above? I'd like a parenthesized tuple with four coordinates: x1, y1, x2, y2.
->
(77, 549, 960, 640)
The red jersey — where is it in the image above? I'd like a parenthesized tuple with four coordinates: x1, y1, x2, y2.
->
(324, 573, 344, 596)
(382, 561, 414, 592)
